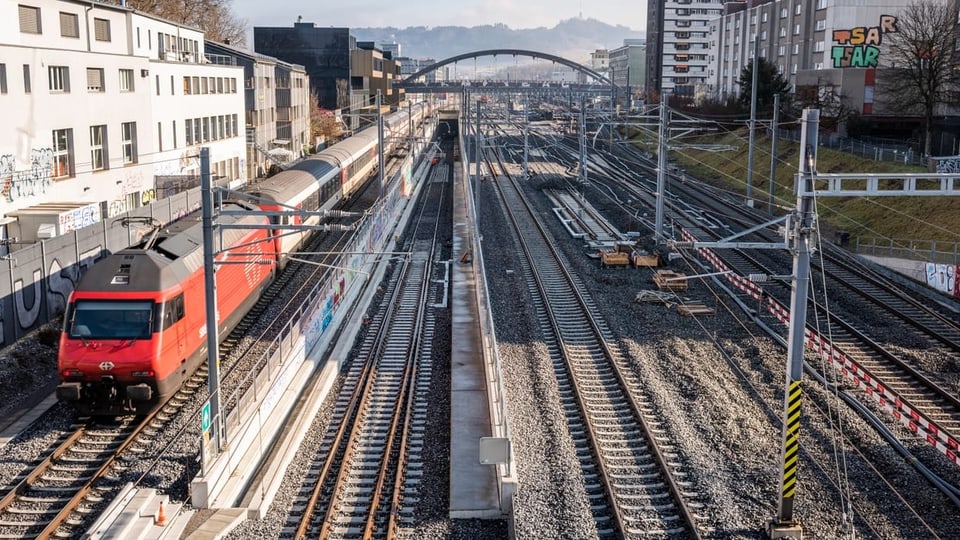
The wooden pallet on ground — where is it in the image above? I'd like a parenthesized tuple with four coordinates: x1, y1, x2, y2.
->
(653, 270, 688, 291)
(677, 304, 715, 316)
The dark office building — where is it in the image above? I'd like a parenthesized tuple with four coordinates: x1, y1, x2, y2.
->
(254, 22, 354, 111)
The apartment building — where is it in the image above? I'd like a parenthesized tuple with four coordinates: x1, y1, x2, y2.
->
(708, 0, 910, 115)
(254, 22, 407, 134)
(646, 0, 725, 98)
(609, 40, 646, 98)
(205, 41, 311, 180)
(0, 0, 245, 243)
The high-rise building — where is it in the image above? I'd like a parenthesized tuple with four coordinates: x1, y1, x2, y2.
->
(646, 0, 724, 98)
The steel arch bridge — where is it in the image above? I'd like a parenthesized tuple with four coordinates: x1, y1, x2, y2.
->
(402, 48, 611, 85)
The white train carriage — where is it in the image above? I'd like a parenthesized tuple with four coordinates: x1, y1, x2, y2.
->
(246, 157, 341, 266)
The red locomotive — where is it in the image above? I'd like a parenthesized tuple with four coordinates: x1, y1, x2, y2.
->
(56, 101, 434, 416)
(56, 202, 275, 416)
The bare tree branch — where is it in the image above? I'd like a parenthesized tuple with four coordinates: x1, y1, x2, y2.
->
(877, 0, 960, 156)
(125, 0, 248, 46)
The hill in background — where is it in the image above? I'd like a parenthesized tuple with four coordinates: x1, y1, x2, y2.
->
(352, 17, 643, 65)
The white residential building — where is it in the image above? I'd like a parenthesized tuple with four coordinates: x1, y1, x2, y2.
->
(0, 0, 244, 242)
(708, 0, 910, 115)
(646, 0, 725, 98)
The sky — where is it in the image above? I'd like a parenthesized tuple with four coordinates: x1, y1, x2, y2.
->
(230, 0, 648, 32)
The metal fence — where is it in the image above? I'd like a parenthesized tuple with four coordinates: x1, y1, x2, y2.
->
(770, 127, 927, 166)
(852, 236, 960, 265)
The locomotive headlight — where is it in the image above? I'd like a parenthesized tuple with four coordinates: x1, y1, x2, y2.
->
(132, 370, 155, 377)
(62, 369, 84, 378)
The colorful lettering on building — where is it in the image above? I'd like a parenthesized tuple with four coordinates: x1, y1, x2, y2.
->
(831, 15, 897, 68)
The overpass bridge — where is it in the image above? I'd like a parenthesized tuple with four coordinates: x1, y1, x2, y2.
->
(398, 48, 628, 99)
(397, 80, 614, 95)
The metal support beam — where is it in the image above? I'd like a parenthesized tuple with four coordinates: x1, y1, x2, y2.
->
(769, 93, 781, 214)
(767, 109, 817, 540)
(578, 94, 587, 185)
(655, 99, 669, 242)
(377, 91, 385, 201)
(746, 33, 760, 206)
(200, 147, 222, 456)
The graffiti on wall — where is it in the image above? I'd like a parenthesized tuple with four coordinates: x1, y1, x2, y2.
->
(0, 149, 55, 203)
(933, 156, 960, 174)
(831, 15, 898, 68)
(0, 245, 103, 345)
(59, 204, 101, 234)
(925, 262, 960, 297)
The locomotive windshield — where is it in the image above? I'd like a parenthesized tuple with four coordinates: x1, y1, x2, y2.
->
(68, 300, 154, 340)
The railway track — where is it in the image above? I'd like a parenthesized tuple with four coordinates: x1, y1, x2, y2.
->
(287, 167, 446, 539)
(487, 146, 704, 538)
(0, 388, 199, 539)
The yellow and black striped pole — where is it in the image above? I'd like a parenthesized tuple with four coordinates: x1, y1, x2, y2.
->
(768, 109, 818, 538)
(777, 380, 803, 517)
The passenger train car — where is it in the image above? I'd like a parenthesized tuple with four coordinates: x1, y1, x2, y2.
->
(56, 102, 432, 416)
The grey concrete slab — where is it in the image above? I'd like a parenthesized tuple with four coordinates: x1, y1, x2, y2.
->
(449, 159, 502, 518)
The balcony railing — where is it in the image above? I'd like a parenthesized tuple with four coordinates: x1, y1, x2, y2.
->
(205, 54, 236, 66)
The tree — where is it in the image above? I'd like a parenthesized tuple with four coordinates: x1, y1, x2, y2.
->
(309, 89, 343, 151)
(877, 0, 960, 157)
(737, 57, 792, 115)
(794, 79, 858, 133)
(125, 0, 247, 46)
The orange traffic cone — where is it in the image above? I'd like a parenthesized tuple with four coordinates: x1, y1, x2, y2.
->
(156, 501, 167, 526)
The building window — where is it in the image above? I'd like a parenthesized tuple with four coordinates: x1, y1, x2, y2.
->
(230, 78, 236, 93)
(121, 122, 137, 164)
(86, 68, 104, 92)
(780, 8, 787, 18)
(119, 68, 134, 91)
(19, 5, 41, 34)
(90, 125, 107, 171)
(22, 64, 30, 93)
(792, 43, 800, 54)
(93, 18, 111, 42)
(53, 128, 73, 178)
(185, 118, 193, 145)
(762, 12, 768, 22)
(779, 27, 787, 37)
(202, 77, 208, 94)
(761, 30, 767, 40)
(779, 45, 786, 57)
(815, 41, 825, 52)
(157, 122, 162, 152)
(183, 76, 191, 94)
(795, 4, 801, 14)
(202, 117, 209, 141)
(170, 75, 174, 95)
(48, 66, 70, 92)
(815, 20, 826, 31)
(815, 62, 824, 70)
(794, 23, 801, 35)
(136, 27, 141, 48)
(155, 74, 160, 95)
(59, 11, 79, 37)
(816, 0, 827, 9)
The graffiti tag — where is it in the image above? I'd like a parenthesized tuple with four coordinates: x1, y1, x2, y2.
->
(831, 15, 897, 68)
